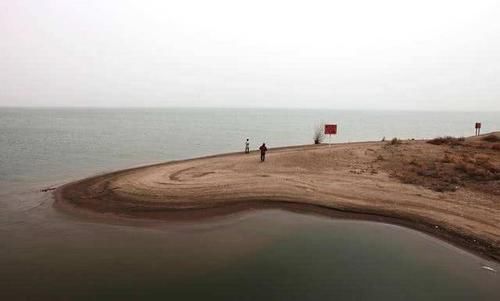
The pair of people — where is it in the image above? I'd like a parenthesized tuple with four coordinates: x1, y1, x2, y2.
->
(245, 139, 268, 162)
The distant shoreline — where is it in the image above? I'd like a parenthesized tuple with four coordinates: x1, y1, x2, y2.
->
(3, 106, 500, 113)
(55, 135, 500, 262)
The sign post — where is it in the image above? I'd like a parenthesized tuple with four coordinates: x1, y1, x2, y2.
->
(475, 122, 481, 136)
(324, 124, 337, 145)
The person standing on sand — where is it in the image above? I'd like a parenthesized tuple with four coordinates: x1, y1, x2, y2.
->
(259, 143, 268, 162)
(245, 138, 250, 154)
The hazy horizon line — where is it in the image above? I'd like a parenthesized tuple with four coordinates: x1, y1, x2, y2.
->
(1, 105, 499, 113)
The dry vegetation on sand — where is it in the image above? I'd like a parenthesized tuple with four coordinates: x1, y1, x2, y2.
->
(383, 133, 500, 193)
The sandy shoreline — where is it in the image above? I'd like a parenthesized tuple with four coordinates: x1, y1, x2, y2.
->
(55, 138, 500, 261)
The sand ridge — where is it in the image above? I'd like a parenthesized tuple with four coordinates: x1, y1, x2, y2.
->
(55, 139, 500, 261)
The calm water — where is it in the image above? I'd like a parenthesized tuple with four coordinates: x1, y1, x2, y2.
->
(1, 108, 499, 300)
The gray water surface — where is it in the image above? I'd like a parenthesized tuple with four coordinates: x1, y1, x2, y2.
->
(1, 108, 499, 300)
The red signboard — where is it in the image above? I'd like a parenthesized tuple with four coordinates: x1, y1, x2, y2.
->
(324, 124, 337, 135)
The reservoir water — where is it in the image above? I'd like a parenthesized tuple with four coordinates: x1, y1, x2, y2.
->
(1, 108, 499, 300)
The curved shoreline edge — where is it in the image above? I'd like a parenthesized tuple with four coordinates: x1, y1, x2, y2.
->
(54, 142, 500, 262)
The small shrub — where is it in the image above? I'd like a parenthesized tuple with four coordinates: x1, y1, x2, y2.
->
(390, 137, 401, 145)
(461, 154, 474, 163)
(428, 137, 442, 145)
(441, 154, 453, 163)
(482, 134, 500, 143)
(401, 177, 417, 184)
(427, 136, 464, 146)
(474, 143, 492, 150)
(409, 158, 421, 166)
(427, 137, 446, 145)
(313, 123, 325, 144)
(454, 162, 468, 173)
(417, 168, 436, 177)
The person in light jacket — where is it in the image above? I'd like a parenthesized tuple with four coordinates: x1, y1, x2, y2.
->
(245, 138, 250, 154)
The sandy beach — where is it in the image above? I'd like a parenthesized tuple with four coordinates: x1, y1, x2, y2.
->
(55, 133, 500, 261)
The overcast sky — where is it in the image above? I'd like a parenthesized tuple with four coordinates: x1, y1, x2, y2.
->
(1, 0, 499, 110)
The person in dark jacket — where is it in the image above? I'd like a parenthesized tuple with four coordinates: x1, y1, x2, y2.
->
(259, 143, 268, 162)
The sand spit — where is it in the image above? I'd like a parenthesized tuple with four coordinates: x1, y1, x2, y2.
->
(55, 134, 500, 261)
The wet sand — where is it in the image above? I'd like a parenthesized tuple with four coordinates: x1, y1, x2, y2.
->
(55, 138, 500, 261)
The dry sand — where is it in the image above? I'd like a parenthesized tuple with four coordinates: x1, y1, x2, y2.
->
(55, 133, 500, 261)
